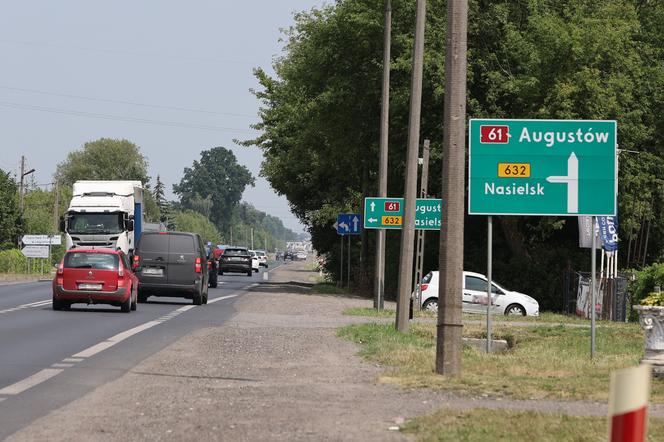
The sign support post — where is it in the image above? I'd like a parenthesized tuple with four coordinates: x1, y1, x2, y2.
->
(486, 216, 493, 353)
(591, 216, 596, 358)
(340, 236, 344, 288)
(347, 235, 351, 289)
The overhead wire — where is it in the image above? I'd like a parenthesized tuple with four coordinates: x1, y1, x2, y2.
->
(0, 101, 258, 134)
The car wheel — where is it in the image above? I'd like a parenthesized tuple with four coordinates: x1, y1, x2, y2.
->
(120, 295, 131, 313)
(254, 268, 258, 273)
(131, 289, 137, 311)
(505, 303, 526, 316)
(422, 298, 439, 312)
(52, 296, 62, 311)
(209, 272, 218, 288)
(138, 292, 148, 303)
(247, 270, 252, 277)
(193, 285, 203, 306)
(219, 270, 224, 275)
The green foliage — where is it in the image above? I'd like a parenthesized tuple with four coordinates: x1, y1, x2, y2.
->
(173, 146, 254, 231)
(641, 292, 664, 307)
(0, 170, 20, 250)
(226, 202, 297, 250)
(55, 138, 150, 186)
(172, 210, 222, 244)
(246, 0, 664, 308)
(0, 249, 27, 273)
(629, 263, 664, 307)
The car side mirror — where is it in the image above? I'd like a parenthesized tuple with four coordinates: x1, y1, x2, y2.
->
(126, 219, 134, 232)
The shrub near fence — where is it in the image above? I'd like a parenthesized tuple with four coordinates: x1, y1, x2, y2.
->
(627, 263, 664, 320)
(0, 249, 28, 273)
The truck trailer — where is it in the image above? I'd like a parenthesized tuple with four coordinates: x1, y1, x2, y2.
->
(60, 180, 143, 254)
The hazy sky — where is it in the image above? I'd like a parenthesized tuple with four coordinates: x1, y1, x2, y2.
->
(0, 0, 326, 233)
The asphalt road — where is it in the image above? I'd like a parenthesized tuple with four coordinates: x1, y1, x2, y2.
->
(0, 264, 278, 440)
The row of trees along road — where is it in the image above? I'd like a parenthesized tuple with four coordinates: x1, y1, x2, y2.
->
(0, 139, 299, 272)
(245, 0, 664, 311)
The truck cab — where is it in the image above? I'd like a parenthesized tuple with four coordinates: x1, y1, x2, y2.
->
(61, 181, 143, 254)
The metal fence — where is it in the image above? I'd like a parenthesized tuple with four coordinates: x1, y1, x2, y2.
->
(563, 271, 629, 322)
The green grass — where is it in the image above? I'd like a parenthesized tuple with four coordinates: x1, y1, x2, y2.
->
(311, 282, 349, 295)
(337, 321, 664, 402)
(402, 408, 664, 441)
(343, 307, 437, 319)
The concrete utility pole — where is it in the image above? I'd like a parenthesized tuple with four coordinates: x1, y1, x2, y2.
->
(53, 179, 59, 232)
(18, 155, 35, 215)
(413, 139, 430, 302)
(436, 0, 468, 376)
(396, 0, 426, 333)
(374, 0, 392, 311)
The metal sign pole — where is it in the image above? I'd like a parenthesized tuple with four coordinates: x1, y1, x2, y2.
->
(340, 235, 344, 288)
(591, 215, 597, 358)
(486, 216, 493, 353)
(347, 234, 351, 289)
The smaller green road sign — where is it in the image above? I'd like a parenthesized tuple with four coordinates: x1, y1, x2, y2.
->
(364, 197, 442, 230)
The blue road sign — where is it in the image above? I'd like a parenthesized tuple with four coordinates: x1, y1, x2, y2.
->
(336, 213, 362, 235)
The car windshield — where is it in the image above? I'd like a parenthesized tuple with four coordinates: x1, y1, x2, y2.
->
(224, 248, 248, 256)
(64, 252, 119, 270)
(68, 213, 124, 234)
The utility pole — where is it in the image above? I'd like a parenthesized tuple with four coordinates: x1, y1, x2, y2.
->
(413, 139, 430, 303)
(374, 0, 392, 311)
(396, 0, 426, 333)
(251, 227, 254, 250)
(436, 0, 468, 376)
(53, 179, 60, 232)
(19, 155, 25, 213)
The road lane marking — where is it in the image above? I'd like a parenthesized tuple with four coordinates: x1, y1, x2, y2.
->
(0, 369, 63, 395)
(0, 299, 51, 315)
(0, 397, 6, 403)
(207, 294, 238, 304)
(0, 293, 240, 398)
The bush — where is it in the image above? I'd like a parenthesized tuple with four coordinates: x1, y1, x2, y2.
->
(628, 263, 664, 307)
(0, 249, 27, 273)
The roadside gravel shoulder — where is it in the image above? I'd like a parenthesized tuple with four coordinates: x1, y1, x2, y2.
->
(8, 260, 655, 442)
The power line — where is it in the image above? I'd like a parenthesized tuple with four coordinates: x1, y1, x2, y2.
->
(0, 85, 258, 118)
(0, 101, 259, 134)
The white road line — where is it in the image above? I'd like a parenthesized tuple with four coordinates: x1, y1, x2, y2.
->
(0, 369, 63, 395)
(0, 294, 239, 397)
(0, 299, 51, 315)
(207, 294, 238, 304)
(0, 397, 6, 403)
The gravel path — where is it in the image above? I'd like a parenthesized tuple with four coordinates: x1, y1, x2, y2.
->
(7, 260, 663, 441)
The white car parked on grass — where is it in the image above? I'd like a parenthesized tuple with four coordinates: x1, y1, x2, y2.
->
(417, 271, 539, 317)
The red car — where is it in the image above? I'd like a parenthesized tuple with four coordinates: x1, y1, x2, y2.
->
(52, 248, 139, 313)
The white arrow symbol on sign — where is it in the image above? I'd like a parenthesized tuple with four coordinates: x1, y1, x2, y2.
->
(546, 152, 579, 213)
(370, 202, 376, 212)
(339, 222, 349, 231)
(352, 216, 359, 231)
(368, 218, 378, 223)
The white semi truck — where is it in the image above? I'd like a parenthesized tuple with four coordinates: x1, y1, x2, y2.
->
(60, 181, 144, 254)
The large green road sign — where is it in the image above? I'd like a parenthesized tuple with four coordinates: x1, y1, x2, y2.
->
(469, 119, 617, 216)
(364, 197, 442, 230)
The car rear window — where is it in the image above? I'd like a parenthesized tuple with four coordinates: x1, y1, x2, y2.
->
(224, 248, 248, 256)
(169, 234, 195, 253)
(138, 233, 169, 253)
(64, 252, 119, 270)
(422, 272, 433, 284)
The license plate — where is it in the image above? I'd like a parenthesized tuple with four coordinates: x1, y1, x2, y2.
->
(231, 257, 244, 261)
(143, 268, 163, 276)
(78, 283, 102, 290)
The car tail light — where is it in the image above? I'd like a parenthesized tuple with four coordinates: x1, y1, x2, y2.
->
(132, 255, 140, 269)
(118, 265, 124, 277)
(195, 257, 202, 273)
(421, 284, 429, 291)
(57, 261, 64, 275)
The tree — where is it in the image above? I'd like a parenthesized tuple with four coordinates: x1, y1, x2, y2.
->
(172, 210, 222, 244)
(0, 170, 20, 250)
(173, 146, 254, 231)
(247, 0, 664, 309)
(55, 138, 150, 186)
(153, 175, 174, 228)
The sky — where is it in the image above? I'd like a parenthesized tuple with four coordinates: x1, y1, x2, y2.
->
(0, 0, 326, 233)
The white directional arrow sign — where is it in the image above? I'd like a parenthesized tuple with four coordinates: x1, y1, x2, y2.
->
(21, 235, 61, 245)
(338, 222, 349, 232)
(337, 213, 362, 235)
(352, 216, 359, 232)
(21, 245, 50, 258)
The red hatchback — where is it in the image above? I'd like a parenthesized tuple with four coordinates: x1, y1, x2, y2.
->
(52, 248, 139, 313)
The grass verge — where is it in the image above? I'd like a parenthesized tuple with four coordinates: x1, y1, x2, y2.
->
(402, 408, 664, 441)
(337, 321, 664, 402)
(343, 307, 436, 319)
(312, 282, 349, 295)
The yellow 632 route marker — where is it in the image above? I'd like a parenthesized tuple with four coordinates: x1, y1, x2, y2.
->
(498, 163, 531, 178)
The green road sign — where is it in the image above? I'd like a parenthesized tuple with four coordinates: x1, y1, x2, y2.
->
(468, 119, 617, 216)
(364, 197, 442, 230)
